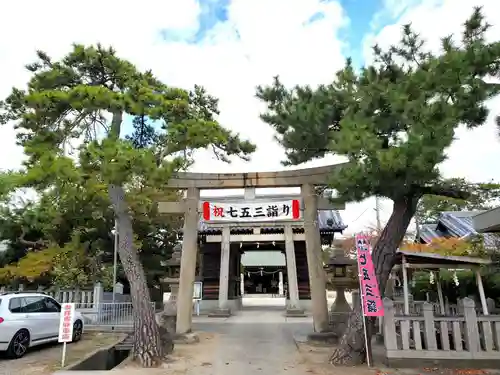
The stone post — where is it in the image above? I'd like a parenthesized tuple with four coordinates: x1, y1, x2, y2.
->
(382, 298, 397, 351)
(278, 271, 284, 296)
(462, 297, 480, 353)
(301, 183, 329, 332)
(219, 225, 230, 310)
(351, 290, 360, 309)
(423, 302, 437, 350)
(486, 297, 495, 314)
(114, 282, 124, 295)
(329, 287, 352, 336)
(284, 224, 305, 316)
(240, 273, 245, 296)
(93, 282, 104, 306)
(159, 279, 179, 334)
(176, 187, 200, 334)
(209, 225, 231, 317)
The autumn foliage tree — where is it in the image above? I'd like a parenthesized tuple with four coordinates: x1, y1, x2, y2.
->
(401, 237, 488, 258)
(257, 8, 500, 364)
(0, 45, 254, 366)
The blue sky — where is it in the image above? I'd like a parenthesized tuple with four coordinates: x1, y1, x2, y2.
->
(159, 0, 392, 67)
(132, 0, 397, 138)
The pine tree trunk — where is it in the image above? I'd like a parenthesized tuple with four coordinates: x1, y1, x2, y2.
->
(108, 184, 172, 367)
(330, 195, 420, 365)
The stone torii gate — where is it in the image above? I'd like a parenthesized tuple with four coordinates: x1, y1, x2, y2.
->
(159, 164, 345, 335)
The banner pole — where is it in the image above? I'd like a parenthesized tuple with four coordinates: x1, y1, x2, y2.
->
(355, 233, 384, 368)
(359, 274, 372, 367)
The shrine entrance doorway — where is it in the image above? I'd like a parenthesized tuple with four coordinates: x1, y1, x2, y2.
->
(241, 250, 286, 309)
(242, 250, 285, 296)
(158, 165, 347, 335)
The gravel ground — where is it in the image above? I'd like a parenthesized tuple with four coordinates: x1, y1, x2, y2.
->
(0, 332, 124, 375)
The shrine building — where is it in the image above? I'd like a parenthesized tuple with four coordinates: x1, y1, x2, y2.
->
(185, 190, 347, 315)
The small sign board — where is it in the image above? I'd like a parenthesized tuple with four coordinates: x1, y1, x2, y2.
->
(58, 303, 75, 343)
(193, 281, 203, 300)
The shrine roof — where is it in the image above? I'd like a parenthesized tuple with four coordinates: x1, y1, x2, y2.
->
(418, 211, 499, 248)
(394, 250, 491, 268)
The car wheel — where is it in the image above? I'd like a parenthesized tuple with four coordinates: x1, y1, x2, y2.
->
(7, 329, 30, 359)
(72, 320, 83, 342)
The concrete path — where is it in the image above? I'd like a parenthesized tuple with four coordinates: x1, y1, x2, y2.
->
(56, 300, 316, 375)
(190, 306, 312, 375)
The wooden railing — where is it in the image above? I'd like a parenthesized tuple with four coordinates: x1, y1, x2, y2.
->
(383, 297, 500, 361)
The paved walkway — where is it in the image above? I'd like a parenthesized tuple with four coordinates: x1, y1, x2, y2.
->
(190, 305, 312, 374)
(56, 301, 315, 374)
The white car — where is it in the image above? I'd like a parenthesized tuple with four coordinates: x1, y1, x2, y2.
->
(0, 292, 84, 358)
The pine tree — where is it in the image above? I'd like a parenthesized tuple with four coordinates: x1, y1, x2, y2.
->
(256, 8, 500, 364)
(0, 44, 254, 367)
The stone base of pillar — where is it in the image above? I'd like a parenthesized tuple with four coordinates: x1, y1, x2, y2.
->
(306, 331, 338, 345)
(173, 332, 200, 344)
(285, 307, 306, 317)
(208, 308, 231, 317)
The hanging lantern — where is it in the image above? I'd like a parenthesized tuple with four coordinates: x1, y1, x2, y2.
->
(429, 271, 435, 285)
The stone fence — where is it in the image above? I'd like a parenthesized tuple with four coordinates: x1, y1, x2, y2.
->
(383, 297, 500, 366)
(392, 298, 497, 317)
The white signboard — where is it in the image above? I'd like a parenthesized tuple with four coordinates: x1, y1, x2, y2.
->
(58, 303, 75, 343)
(193, 281, 203, 300)
(202, 200, 300, 222)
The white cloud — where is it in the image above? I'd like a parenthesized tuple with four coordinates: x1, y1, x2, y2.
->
(0, 0, 202, 170)
(1, 0, 348, 171)
(0, 0, 350, 196)
(1, 0, 498, 237)
(354, 0, 500, 236)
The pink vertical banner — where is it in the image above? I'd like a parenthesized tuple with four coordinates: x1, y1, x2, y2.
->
(355, 233, 384, 317)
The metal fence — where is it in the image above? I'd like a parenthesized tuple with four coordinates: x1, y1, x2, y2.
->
(80, 302, 156, 329)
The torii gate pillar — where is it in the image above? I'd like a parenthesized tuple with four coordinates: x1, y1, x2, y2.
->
(302, 183, 329, 332)
(176, 187, 200, 334)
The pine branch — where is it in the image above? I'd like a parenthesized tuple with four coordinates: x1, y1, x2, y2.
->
(417, 184, 470, 200)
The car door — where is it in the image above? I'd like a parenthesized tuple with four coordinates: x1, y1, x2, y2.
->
(23, 296, 55, 342)
(7, 297, 42, 342)
(42, 297, 62, 338)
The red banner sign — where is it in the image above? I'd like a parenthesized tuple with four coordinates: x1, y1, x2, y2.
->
(355, 234, 384, 317)
(202, 200, 300, 222)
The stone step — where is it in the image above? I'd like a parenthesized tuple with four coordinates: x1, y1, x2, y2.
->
(115, 333, 134, 350)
